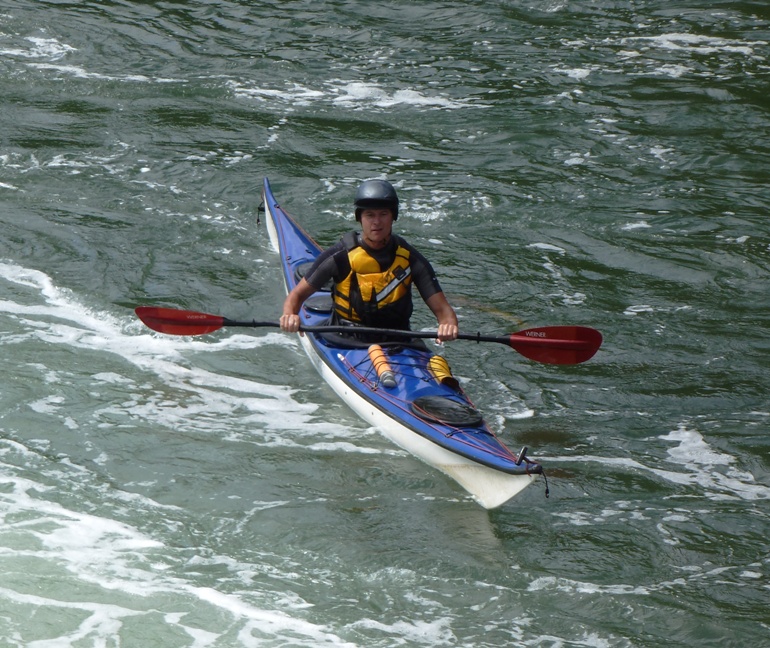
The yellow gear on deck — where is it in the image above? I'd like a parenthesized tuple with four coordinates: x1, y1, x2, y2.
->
(428, 355, 460, 389)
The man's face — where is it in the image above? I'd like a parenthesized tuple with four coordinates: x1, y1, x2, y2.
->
(359, 208, 394, 249)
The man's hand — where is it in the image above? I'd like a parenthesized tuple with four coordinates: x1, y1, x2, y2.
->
(280, 278, 317, 335)
(280, 313, 301, 333)
(436, 322, 458, 343)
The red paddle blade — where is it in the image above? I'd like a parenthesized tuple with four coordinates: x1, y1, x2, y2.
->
(135, 307, 225, 336)
(509, 326, 603, 365)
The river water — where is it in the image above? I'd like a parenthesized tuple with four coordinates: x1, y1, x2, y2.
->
(1, 1, 769, 646)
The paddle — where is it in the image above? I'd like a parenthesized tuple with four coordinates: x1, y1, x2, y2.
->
(135, 306, 602, 365)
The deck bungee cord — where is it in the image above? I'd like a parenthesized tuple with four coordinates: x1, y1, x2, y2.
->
(340, 349, 547, 482)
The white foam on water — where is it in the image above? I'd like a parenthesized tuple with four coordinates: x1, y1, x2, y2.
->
(228, 80, 326, 106)
(528, 576, 650, 596)
(0, 261, 376, 451)
(0, 33, 181, 84)
(623, 304, 655, 316)
(551, 30, 765, 95)
(1, 144, 134, 180)
(351, 616, 455, 645)
(661, 424, 732, 468)
(481, 379, 535, 426)
(621, 221, 651, 231)
(658, 423, 769, 501)
(0, 467, 356, 646)
(652, 64, 691, 78)
(303, 440, 398, 455)
(29, 62, 168, 83)
(547, 422, 770, 502)
(229, 78, 480, 112)
(0, 36, 76, 60)
(552, 291, 586, 306)
(621, 33, 760, 57)
(329, 80, 474, 110)
(0, 262, 370, 645)
(528, 242, 566, 254)
(527, 560, 769, 614)
(558, 67, 592, 80)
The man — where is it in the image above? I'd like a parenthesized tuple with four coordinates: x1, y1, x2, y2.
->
(279, 179, 459, 342)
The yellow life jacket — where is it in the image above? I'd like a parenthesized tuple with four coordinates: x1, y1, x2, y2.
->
(333, 234, 414, 328)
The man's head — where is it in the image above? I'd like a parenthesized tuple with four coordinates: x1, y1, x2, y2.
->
(354, 179, 399, 222)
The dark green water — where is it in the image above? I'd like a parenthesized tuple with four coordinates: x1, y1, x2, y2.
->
(1, 1, 768, 645)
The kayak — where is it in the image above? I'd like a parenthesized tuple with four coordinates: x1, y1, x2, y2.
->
(260, 177, 543, 508)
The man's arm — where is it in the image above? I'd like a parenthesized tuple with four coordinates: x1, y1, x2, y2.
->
(279, 278, 317, 333)
(425, 291, 459, 342)
(407, 244, 458, 342)
(280, 241, 346, 333)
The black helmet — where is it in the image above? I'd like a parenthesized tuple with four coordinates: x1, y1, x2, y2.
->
(354, 179, 399, 221)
